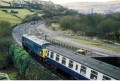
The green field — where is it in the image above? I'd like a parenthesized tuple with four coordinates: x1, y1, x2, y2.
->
(0, 8, 34, 24)
(69, 36, 120, 53)
(5, 9, 34, 19)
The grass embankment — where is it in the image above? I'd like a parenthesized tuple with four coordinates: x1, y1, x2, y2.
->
(5, 9, 34, 19)
(0, 8, 34, 24)
(25, 61, 59, 80)
(0, 10, 21, 24)
(69, 35, 120, 53)
(0, 68, 18, 80)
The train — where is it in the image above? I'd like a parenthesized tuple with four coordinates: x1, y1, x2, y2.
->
(22, 34, 120, 80)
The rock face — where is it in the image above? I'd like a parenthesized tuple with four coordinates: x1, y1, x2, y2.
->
(62, 1, 120, 14)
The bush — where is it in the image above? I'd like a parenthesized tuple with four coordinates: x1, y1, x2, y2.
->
(0, 21, 13, 69)
(2, 9, 8, 12)
(29, 9, 35, 12)
(11, 10, 18, 14)
(9, 45, 30, 79)
(22, 14, 43, 23)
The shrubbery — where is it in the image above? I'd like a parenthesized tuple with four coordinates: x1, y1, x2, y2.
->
(22, 14, 43, 23)
(0, 21, 13, 69)
(59, 13, 120, 42)
(9, 45, 30, 79)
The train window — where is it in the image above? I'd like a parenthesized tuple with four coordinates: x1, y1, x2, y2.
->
(90, 70, 98, 80)
(80, 65, 86, 76)
(47, 50, 49, 57)
(26, 40, 33, 47)
(56, 54, 59, 62)
(69, 60, 73, 68)
(50, 52, 54, 59)
(76, 64, 78, 70)
(102, 75, 111, 80)
(62, 57, 66, 65)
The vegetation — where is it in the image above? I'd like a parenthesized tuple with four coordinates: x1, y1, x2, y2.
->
(22, 14, 43, 23)
(0, 10, 21, 24)
(7, 9, 34, 19)
(0, 8, 34, 24)
(0, 20, 18, 79)
(9, 45, 30, 79)
(0, 68, 18, 80)
(22, 1, 78, 23)
(59, 13, 120, 43)
(42, 2, 78, 19)
(0, 21, 13, 69)
(25, 61, 59, 80)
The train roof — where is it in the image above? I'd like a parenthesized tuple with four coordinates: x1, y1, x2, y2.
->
(46, 45, 120, 79)
(22, 34, 50, 46)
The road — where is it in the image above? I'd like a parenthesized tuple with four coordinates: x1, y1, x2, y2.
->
(13, 21, 120, 57)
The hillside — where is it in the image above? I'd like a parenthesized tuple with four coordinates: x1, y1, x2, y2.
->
(62, 1, 120, 14)
(0, 8, 34, 24)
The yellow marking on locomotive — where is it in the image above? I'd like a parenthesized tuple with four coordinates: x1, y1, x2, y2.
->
(41, 49, 47, 58)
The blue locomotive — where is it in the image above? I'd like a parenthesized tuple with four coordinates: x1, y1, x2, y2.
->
(22, 34, 120, 80)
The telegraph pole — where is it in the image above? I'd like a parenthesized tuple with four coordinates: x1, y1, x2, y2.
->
(91, 8, 93, 14)
(13, 0, 15, 7)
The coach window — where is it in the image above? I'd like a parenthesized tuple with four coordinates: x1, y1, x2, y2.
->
(90, 70, 98, 80)
(50, 52, 54, 59)
(62, 57, 66, 65)
(56, 54, 60, 62)
(80, 65, 86, 76)
(69, 60, 73, 68)
(76, 64, 78, 70)
(102, 75, 111, 80)
(47, 50, 49, 57)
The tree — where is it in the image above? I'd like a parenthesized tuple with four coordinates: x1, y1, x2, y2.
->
(0, 21, 13, 69)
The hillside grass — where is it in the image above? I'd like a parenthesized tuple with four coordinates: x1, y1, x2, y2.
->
(0, 8, 34, 24)
(6, 9, 34, 19)
(69, 35, 120, 53)
(0, 10, 21, 24)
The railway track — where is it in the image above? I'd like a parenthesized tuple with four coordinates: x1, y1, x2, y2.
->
(29, 53, 70, 80)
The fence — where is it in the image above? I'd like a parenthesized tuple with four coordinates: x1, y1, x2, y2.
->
(46, 38, 78, 51)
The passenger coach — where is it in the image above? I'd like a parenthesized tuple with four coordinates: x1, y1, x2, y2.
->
(45, 45, 120, 80)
